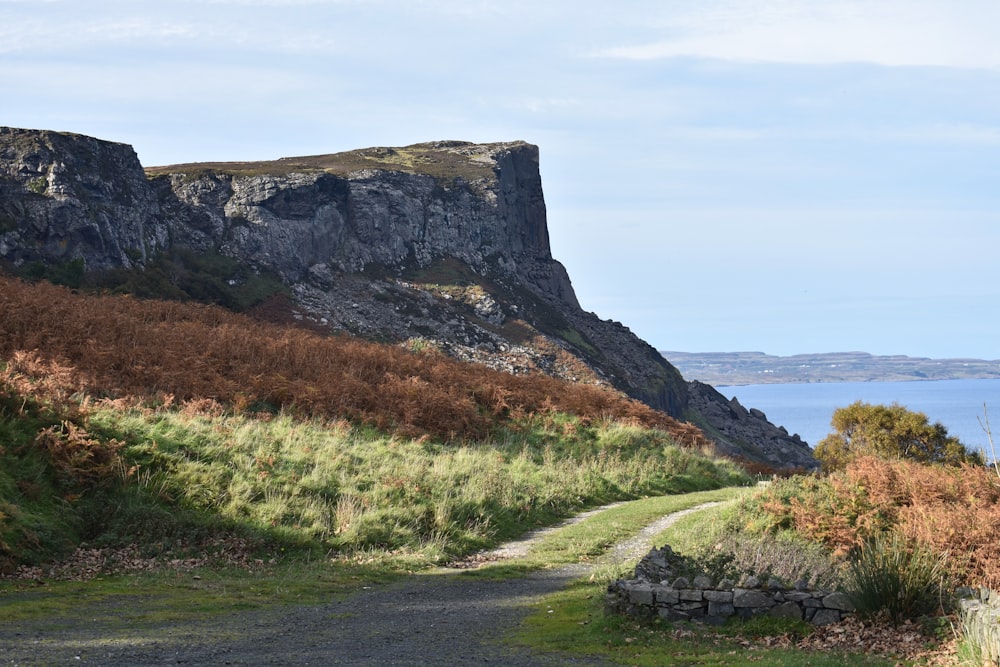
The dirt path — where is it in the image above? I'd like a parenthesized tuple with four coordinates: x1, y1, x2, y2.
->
(0, 502, 721, 666)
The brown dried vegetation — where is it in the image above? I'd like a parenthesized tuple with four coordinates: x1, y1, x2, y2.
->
(0, 276, 712, 447)
(761, 455, 1000, 587)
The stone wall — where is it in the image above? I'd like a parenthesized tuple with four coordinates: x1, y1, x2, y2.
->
(606, 573, 854, 627)
(606, 545, 854, 626)
(957, 587, 1000, 665)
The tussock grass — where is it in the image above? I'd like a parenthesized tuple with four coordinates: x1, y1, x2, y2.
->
(846, 530, 952, 624)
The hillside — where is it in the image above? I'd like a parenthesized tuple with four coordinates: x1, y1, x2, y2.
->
(0, 127, 816, 469)
(0, 277, 702, 444)
(0, 275, 752, 573)
(663, 350, 1000, 385)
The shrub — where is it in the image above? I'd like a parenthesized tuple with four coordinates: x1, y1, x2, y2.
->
(815, 401, 984, 473)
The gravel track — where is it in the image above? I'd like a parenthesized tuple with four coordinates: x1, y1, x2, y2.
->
(0, 502, 720, 666)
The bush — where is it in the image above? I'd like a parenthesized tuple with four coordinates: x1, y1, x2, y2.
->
(815, 401, 984, 473)
(846, 530, 951, 625)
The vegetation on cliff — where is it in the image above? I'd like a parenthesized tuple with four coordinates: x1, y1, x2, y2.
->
(144, 140, 515, 184)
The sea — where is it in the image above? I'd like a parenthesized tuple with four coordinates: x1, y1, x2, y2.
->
(718, 378, 1000, 460)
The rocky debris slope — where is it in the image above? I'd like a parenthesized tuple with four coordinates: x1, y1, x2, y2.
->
(0, 127, 816, 469)
(686, 381, 817, 470)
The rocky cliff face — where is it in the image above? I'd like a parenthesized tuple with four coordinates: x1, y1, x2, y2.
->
(0, 128, 167, 269)
(0, 127, 817, 469)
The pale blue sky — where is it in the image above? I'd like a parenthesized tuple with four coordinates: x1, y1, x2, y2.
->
(3, 0, 999, 359)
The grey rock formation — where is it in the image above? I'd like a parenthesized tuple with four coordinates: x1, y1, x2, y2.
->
(0, 127, 167, 269)
(0, 127, 817, 469)
(686, 381, 817, 470)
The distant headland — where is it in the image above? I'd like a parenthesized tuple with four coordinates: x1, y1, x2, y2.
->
(661, 351, 1000, 386)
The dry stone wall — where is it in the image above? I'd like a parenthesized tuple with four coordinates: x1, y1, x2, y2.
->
(607, 545, 854, 626)
(957, 587, 1000, 665)
(606, 574, 854, 626)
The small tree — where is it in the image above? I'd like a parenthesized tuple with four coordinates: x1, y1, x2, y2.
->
(977, 403, 1000, 481)
(815, 401, 985, 473)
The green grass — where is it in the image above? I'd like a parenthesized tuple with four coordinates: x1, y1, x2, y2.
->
(91, 407, 748, 564)
(2, 374, 750, 578)
(0, 557, 404, 626)
(515, 580, 899, 667)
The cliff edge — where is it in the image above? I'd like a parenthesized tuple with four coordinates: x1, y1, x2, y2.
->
(0, 127, 817, 469)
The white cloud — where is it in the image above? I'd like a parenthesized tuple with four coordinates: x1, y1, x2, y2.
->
(596, 0, 1000, 70)
(883, 123, 1000, 145)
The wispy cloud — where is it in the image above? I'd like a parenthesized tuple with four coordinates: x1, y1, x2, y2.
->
(0, 16, 214, 54)
(881, 123, 1000, 145)
(595, 1, 1000, 70)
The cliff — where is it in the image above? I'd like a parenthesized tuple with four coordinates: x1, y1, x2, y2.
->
(663, 350, 1000, 385)
(0, 127, 817, 469)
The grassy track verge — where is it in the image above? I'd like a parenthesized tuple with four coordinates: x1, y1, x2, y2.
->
(512, 496, 903, 667)
(0, 558, 404, 626)
(0, 490, 743, 627)
(463, 488, 746, 580)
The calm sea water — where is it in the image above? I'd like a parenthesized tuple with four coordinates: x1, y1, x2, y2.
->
(718, 378, 1000, 458)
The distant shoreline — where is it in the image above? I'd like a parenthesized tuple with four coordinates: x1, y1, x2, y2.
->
(661, 351, 1000, 386)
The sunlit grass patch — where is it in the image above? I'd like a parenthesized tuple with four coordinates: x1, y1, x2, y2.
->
(77, 405, 749, 572)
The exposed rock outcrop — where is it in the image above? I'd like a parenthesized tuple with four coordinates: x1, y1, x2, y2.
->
(0, 127, 817, 469)
(0, 128, 167, 269)
(686, 381, 818, 470)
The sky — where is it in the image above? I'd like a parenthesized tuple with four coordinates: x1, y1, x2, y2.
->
(3, 0, 999, 359)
